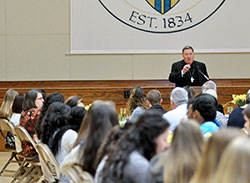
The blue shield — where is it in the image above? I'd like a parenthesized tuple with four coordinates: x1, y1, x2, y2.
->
(146, 0, 180, 14)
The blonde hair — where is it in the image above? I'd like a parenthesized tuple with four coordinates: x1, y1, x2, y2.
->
(190, 128, 244, 183)
(0, 89, 19, 119)
(213, 137, 250, 183)
(152, 120, 204, 183)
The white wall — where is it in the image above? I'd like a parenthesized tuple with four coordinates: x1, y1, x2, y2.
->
(0, 0, 249, 81)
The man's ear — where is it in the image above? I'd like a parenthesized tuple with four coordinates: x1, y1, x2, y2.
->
(170, 100, 176, 109)
(147, 100, 152, 107)
(160, 98, 163, 104)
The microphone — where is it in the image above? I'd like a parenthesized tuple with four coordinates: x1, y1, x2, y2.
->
(196, 64, 209, 81)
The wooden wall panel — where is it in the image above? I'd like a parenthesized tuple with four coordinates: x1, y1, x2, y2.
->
(0, 79, 249, 150)
(0, 79, 249, 112)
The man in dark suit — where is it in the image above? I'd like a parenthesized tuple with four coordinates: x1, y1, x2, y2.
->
(169, 46, 209, 87)
(147, 89, 167, 115)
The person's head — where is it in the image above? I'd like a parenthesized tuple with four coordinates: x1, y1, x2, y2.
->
(212, 137, 250, 183)
(0, 89, 19, 118)
(68, 106, 87, 132)
(127, 86, 149, 114)
(183, 86, 195, 99)
(66, 96, 85, 108)
(102, 111, 169, 182)
(187, 94, 217, 124)
(170, 87, 188, 109)
(95, 125, 126, 169)
(171, 120, 203, 152)
(36, 89, 47, 100)
(40, 92, 65, 115)
(243, 105, 250, 133)
(36, 92, 65, 139)
(203, 89, 218, 100)
(75, 100, 119, 176)
(147, 89, 162, 106)
(40, 102, 71, 155)
(202, 80, 217, 92)
(22, 89, 44, 111)
(182, 46, 194, 64)
(190, 128, 244, 183)
(158, 120, 204, 183)
(12, 93, 25, 114)
(246, 91, 250, 104)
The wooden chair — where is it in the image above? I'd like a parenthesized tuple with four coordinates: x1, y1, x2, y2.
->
(13, 125, 42, 183)
(0, 119, 23, 177)
(35, 142, 60, 183)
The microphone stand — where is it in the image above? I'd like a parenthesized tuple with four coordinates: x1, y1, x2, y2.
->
(196, 64, 209, 81)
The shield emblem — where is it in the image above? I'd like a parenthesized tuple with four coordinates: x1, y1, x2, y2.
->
(146, 0, 180, 14)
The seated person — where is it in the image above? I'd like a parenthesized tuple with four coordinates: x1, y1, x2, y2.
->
(187, 94, 219, 140)
(147, 89, 167, 115)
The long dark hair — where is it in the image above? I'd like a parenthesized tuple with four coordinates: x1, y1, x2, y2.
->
(36, 92, 65, 139)
(127, 86, 149, 115)
(73, 100, 119, 176)
(102, 111, 169, 182)
(22, 90, 39, 111)
(40, 102, 71, 155)
(95, 125, 126, 169)
(68, 106, 87, 132)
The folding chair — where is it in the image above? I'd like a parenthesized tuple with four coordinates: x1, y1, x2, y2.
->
(0, 119, 23, 177)
(13, 125, 42, 183)
(35, 142, 60, 183)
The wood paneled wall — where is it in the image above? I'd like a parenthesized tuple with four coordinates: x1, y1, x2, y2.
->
(0, 79, 249, 113)
(0, 79, 249, 150)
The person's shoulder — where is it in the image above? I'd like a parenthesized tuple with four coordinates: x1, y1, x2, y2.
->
(194, 60, 206, 66)
(173, 60, 184, 65)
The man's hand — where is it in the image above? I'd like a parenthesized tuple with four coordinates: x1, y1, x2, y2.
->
(182, 64, 191, 74)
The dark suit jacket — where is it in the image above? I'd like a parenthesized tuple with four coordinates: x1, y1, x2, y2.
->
(149, 105, 167, 115)
(168, 60, 209, 87)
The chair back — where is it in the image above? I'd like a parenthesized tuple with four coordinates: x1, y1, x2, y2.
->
(14, 125, 37, 148)
(0, 118, 12, 132)
(35, 142, 60, 181)
(0, 118, 22, 152)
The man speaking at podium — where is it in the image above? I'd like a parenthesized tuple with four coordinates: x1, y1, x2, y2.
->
(168, 46, 209, 87)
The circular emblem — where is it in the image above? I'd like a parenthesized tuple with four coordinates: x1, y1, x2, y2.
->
(98, 0, 225, 33)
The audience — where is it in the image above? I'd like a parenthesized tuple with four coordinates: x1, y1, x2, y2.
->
(147, 89, 167, 115)
(183, 86, 195, 99)
(127, 86, 149, 121)
(36, 92, 65, 139)
(0, 89, 19, 149)
(61, 100, 119, 178)
(228, 91, 250, 128)
(0, 89, 19, 119)
(242, 104, 250, 135)
(151, 120, 203, 183)
(68, 106, 87, 132)
(95, 125, 127, 183)
(203, 89, 228, 127)
(65, 96, 85, 108)
(212, 137, 250, 183)
(1, 86, 250, 183)
(10, 93, 25, 126)
(39, 102, 73, 165)
(190, 128, 244, 183)
(20, 89, 44, 158)
(99, 111, 169, 183)
(163, 87, 188, 131)
(187, 94, 219, 139)
(202, 80, 224, 114)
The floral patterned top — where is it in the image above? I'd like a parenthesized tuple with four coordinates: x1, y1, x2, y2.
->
(20, 108, 40, 157)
